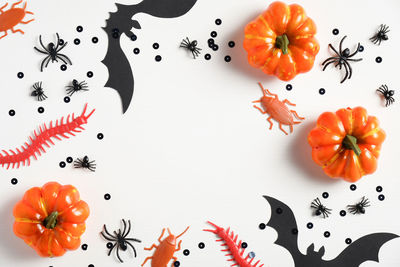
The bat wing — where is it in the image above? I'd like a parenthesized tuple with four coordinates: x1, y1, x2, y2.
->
(263, 196, 304, 261)
(325, 233, 398, 267)
(136, 0, 197, 18)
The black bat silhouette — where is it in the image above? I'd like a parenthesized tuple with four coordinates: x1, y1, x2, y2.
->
(102, 0, 197, 113)
(263, 196, 398, 267)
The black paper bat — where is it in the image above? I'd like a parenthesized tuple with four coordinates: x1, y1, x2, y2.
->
(102, 0, 197, 113)
(263, 196, 398, 267)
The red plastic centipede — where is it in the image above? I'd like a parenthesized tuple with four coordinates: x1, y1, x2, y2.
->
(0, 103, 94, 169)
(204, 221, 264, 267)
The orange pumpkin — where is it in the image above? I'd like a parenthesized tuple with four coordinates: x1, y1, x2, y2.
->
(13, 182, 90, 257)
(243, 1, 319, 81)
(308, 107, 386, 182)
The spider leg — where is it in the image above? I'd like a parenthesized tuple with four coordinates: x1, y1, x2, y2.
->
(322, 59, 339, 71)
(56, 42, 68, 52)
(341, 61, 350, 83)
(125, 238, 141, 242)
(348, 43, 360, 58)
(55, 33, 60, 51)
(347, 58, 362, 62)
(45, 56, 53, 68)
(339, 35, 347, 55)
(345, 60, 353, 79)
(126, 242, 137, 257)
(116, 245, 124, 263)
(57, 54, 72, 65)
(55, 55, 68, 65)
(103, 225, 118, 239)
(101, 231, 118, 242)
(191, 51, 196, 59)
(41, 56, 51, 72)
(328, 44, 340, 56)
(121, 219, 127, 237)
(34, 47, 49, 54)
(107, 242, 117, 256)
(123, 219, 131, 238)
(39, 35, 50, 53)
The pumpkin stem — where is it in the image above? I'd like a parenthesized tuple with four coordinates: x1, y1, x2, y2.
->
(342, 135, 361, 156)
(275, 34, 289, 55)
(43, 211, 58, 229)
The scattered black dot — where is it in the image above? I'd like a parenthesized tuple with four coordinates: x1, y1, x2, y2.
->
(215, 18, 222, 25)
(92, 37, 98, 44)
(208, 38, 214, 45)
(59, 39, 65, 46)
(340, 210, 346, 217)
(11, 178, 18, 185)
(324, 231, 331, 238)
(60, 64, 67, 71)
(66, 157, 73, 163)
(133, 48, 140, 54)
(259, 223, 266, 230)
(228, 41, 235, 48)
(183, 249, 190, 256)
(104, 193, 111, 200)
(153, 43, 159, 49)
(204, 54, 211, 60)
(17, 72, 24, 79)
(375, 56, 382, 63)
(212, 44, 219, 51)
(81, 244, 88, 250)
(155, 55, 162, 62)
(38, 107, 44, 113)
(358, 45, 364, 52)
(64, 96, 70, 103)
(350, 184, 357, 191)
(97, 133, 104, 140)
(88, 265, 94, 267)
(378, 194, 385, 201)
(286, 84, 293, 91)
(345, 238, 352, 244)
(9, 109, 15, 116)
(332, 28, 339, 35)
(211, 31, 217, 38)
(112, 28, 119, 33)
(174, 261, 180, 267)
(322, 192, 329, 199)
(76, 26, 83, 32)
(376, 186, 383, 192)
(276, 207, 283, 214)
(249, 252, 256, 258)
(130, 34, 137, 41)
(87, 71, 94, 78)
(198, 242, 205, 249)
(292, 228, 298, 235)
(241, 242, 248, 249)
(112, 32, 119, 39)
(307, 222, 313, 229)
(224, 55, 231, 62)
(106, 242, 113, 249)
(319, 88, 326, 95)
(59, 161, 66, 168)
(74, 38, 81, 45)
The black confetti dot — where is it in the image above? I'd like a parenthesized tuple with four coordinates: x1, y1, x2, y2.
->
(174, 261, 180, 267)
(59, 161, 66, 168)
(183, 249, 190, 256)
(292, 228, 298, 235)
(332, 28, 339, 35)
(104, 193, 111, 200)
(324, 231, 331, 238)
(322, 192, 329, 198)
(340, 210, 346, 217)
(64, 96, 70, 103)
(198, 242, 205, 249)
(307, 222, 313, 229)
(286, 84, 293, 91)
(358, 45, 364, 52)
(76, 26, 83, 32)
(11, 178, 18, 185)
(259, 223, 266, 230)
(60, 64, 67, 71)
(212, 44, 219, 51)
(155, 55, 162, 62)
(59, 39, 65, 46)
(319, 88, 326, 95)
(133, 48, 140, 54)
(204, 54, 211, 60)
(88, 265, 94, 267)
(241, 242, 248, 248)
(376, 186, 383, 192)
(208, 38, 214, 45)
(81, 244, 88, 250)
(249, 252, 255, 258)
(87, 71, 94, 78)
(92, 37, 98, 43)
(38, 107, 44, 113)
(350, 184, 357, 191)
(345, 238, 352, 244)
(106, 242, 113, 249)
(228, 41, 235, 48)
(378, 194, 385, 201)
(112, 28, 119, 33)
(74, 38, 81, 45)
(153, 43, 159, 49)
(276, 207, 283, 214)
(130, 34, 137, 41)
(215, 18, 222, 25)
(97, 133, 104, 140)
(66, 157, 73, 163)
(375, 56, 382, 63)
(112, 32, 119, 39)
(211, 31, 217, 38)
(9, 109, 15, 116)
(224, 55, 231, 62)
(17, 72, 24, 79)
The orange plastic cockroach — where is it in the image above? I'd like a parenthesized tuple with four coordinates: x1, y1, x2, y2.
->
(141, 226, 190, 267)
(252, 82, 304, 135)
(0, 0, 34, 40)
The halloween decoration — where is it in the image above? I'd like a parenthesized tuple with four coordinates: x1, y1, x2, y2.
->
(0, 0, 34, 39)
(377, 84, 395, 107)
(311, 198, 331, 218)
(347, 197, 370, 215)
(180, 37, 201, 58)
(31, 81, 47, 101)
(66, 79, 89, 97)
(74, 155, 96, 172)
(370, 24, 389, 45)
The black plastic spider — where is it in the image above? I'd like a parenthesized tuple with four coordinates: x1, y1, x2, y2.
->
(377, 84, 395, 107)
(34, 33, 72, 72)
(347, 196, 370, 215)
(180, 37, 202, 58)
(66, 79, 88, 96)
(322, 36, 362, 83)
(311, 198, 332, 218)
(31, 82, 47, 101)
(370, 24, 389, 45)
(74, 156, 96, 172)
(101, 219, 141, 263)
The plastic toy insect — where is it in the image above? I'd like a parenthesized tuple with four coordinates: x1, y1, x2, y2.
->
(322, 36, 362, 83)
(377, 84, 395, 107)
(34, 33, 72, 72)
(101, 219, 141, 263)
(0, 0, 34, 40)
(180, 37, 201, 58)
(252, 82, 304, 135)
(0, 103, 94, 169)
(311, 198, 332, 218)
(74, 155, 96, 172)
(347, 197, 370, 215)
(370, 24, 389, 45)
(66, 79, 88, 96)
(204, 221, 264, 267)
(142, 226, 190, 267)
(31, 81, 47, 101)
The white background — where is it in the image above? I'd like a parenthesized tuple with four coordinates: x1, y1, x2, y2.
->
(0, 0, 399, 266)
